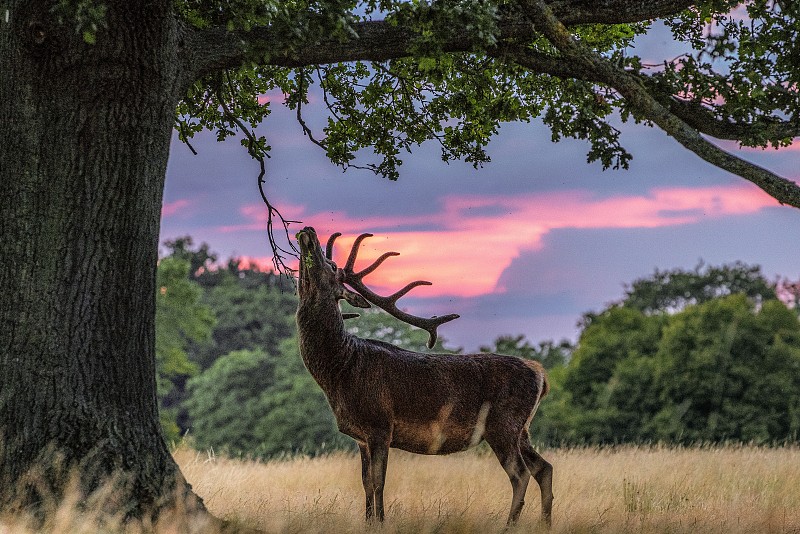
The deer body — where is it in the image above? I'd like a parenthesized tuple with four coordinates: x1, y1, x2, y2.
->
(295, 227, 553, 525)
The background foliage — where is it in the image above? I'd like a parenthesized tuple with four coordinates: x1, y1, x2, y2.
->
(156, 238, 800, 456)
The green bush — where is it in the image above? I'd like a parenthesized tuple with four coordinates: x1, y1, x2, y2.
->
(184, 342, 349, 458)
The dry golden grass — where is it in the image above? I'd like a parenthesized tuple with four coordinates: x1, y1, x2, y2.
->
(3, 444, 799, 533)
(177, 444, 800, 534)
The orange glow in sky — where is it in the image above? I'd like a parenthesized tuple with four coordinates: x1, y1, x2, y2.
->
(224, 184, 777, 298)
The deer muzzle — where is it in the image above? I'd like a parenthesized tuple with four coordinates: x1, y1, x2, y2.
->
(296, 227, 328, 276)
(296, 227, 316, 250)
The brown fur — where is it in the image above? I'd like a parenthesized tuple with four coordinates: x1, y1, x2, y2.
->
(295, 227, 553, 525)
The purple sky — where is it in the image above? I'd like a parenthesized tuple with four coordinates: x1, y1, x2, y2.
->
(160, 24, 800, 351)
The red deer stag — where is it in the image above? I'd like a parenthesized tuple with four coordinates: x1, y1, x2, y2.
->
(295, 227, 553, 526)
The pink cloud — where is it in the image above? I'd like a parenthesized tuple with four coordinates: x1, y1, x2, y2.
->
(256, 89, 290, 106)
(218, 202, 433, 234)
(719, 138, 800, 154)
(223, 185, 776, 298)
(161, 199, 191, 217)
(236, 256, 276, 271)
(257, 90, 319, 106)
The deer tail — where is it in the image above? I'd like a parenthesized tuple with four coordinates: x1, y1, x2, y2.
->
(522, 359, 549, 398)
(523, 359, 549, 423)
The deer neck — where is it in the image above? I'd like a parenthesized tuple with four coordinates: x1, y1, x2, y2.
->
(296, 298, 355, 386)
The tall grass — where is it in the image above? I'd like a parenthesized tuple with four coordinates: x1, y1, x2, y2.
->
(178, 444, 800, 533)
(3, 444, 799, 533)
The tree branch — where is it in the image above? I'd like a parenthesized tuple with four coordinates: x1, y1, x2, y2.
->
(518, 0, 800, 208)
(659, 96, 800, 144)
(500, 46, 800, 145)
(546, 0, 697, 25)
(181, 19, 517, 84)
(181, 0, 696, 84)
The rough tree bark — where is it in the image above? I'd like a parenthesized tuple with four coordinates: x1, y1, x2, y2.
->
(0, 0, 203, 519)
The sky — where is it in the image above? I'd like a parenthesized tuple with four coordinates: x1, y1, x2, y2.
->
(160, 24, 800, 352)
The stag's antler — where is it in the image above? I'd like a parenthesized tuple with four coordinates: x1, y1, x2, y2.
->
(327, 232, 459, 349)
(325, 232, 341, 261)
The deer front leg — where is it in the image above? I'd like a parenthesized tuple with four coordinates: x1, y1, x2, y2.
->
(368, 436, 390, 522)
(358, 443, 375, 520)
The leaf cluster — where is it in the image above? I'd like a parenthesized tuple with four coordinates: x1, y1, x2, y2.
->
(177, 0, 359, 42)
(388, 0, 500, 55)
(172, 0, 664, 180)
(663, 0, 799, 148)
(176, 68, 285, 162)
(308, 55, 558, 178)
(184, 344, 350, 458)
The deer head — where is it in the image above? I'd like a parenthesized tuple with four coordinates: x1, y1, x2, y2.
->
(295, 227, 370, 311)
(296, 227, 459, 348)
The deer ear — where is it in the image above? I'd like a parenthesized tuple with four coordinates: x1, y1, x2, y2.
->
(341, 288, 371, 309)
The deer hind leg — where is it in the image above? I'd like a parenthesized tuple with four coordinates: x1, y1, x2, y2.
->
(486, 435, 530, 525)
(520, 438, 554, 527)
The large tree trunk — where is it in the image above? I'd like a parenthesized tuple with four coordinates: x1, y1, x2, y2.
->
(0, 0, 204, 520)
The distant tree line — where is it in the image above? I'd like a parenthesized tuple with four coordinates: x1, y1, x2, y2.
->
(537, 263, 800, 445)
(155, 237, 800, 456)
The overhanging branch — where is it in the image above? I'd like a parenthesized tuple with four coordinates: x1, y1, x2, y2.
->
(547, 0, 698, 24)
(180, 0, 696, 84)
(181, 18, 527, 84)
(500, 47, 800, 145)
(660, 97, 800, 144)
(518, 0, 800, 208)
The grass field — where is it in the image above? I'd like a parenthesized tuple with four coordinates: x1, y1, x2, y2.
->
(3, 444, 799, 533)
(177, 444, 800, 533)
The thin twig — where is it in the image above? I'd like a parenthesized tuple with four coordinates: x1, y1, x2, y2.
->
(303, 66, 384, 175)
(374, 62, 450, 153)
(216, 74, 300, 279)
(175, 119, 199, 155)
(296, 68, 328, 150)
